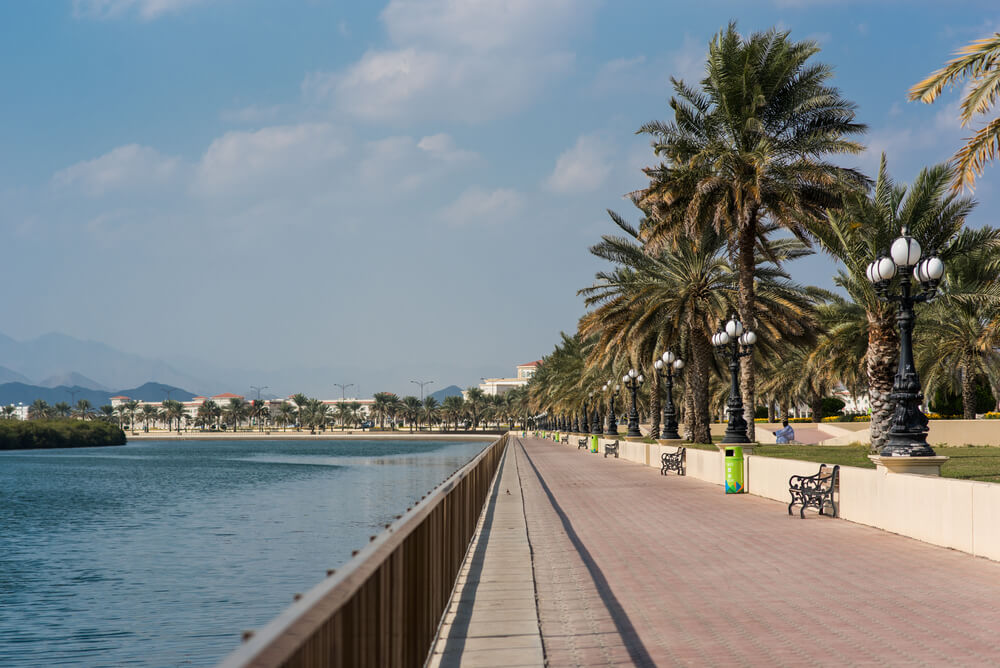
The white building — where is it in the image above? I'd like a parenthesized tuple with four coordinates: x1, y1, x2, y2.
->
(478, 361, 540, 396)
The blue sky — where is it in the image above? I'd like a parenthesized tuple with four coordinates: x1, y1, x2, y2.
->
(2, 0, 998, 397)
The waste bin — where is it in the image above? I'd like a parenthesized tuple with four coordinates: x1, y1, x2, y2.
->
(724, 446, 745, 494)
(591, 434, 599, 453)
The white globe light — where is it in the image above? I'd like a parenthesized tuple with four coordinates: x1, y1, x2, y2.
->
(926, 256, 944, 280)
(615, 384, 620, 391)
(628, 368, 637, 378)
(866, 261, 876, 283)
(637, 375, 644, 383)
(711, 333, 718, 345)
(891, 233, 921, 267)
(742, 331, 757, 346)
(719, 332, 730, 345)
(877, 256, 897, 281)
(726, 319, 743, 338)
(663, 350, 675, 364)
(622, 375, 630, 384)
(674, 359, 685, 370)
(654, 359, 664, 370)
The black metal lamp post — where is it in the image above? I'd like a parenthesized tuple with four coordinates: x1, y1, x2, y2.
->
(712, 317, 756, 444)
(580, 397, 588, 433)
(622, 369, 644, 438)
(603, 381, 620, 435)
(654, 351, 684, 440)
(590, 391, 603, 434)
(866, 226, 944, 457)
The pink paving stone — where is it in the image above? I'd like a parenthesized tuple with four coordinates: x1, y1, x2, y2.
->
(513, 436, 1000, 667)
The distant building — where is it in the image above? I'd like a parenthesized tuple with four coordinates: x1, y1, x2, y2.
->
(477, 360, 541, 396)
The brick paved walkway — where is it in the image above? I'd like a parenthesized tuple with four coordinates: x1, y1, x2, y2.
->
(514, 436, 1000, 667)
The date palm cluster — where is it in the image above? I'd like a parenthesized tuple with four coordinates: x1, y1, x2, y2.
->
(527, 24, 1000, 449)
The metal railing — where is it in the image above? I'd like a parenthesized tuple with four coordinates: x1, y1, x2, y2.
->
(218, 433, 509, 668)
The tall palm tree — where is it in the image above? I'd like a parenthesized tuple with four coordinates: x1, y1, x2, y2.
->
(335, 402, 353, 430)
(809, 156, 995, 447)
(75, 399, 93, 420)
(273, 401, 295, 431)
(464, 387, 486, 431)
(909, 32, 1000, 191)
(28, 399, 50, 420)
(222, 398, 250, 432)
(401, 396, 422, 432)
(638, 22, 866, 439)
(249, 399, 268, 431)
(140, 404, 158, 431)
(54, 401, 72, 418)
(441, 395, 465, 431)
(289, 393, 309, 431)
(422, 396, 440, 431)
(124, 399, 140, 432)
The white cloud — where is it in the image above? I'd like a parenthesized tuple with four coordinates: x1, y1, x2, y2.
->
(417, 133, 478, 163)
(440, 186, 522, 226)
(194, 123, 347, 196)
(72, 0, 212, 20)
(546, 134, 614, 194)
(219, 104, 286, 124)
(52, 144, 181, 196)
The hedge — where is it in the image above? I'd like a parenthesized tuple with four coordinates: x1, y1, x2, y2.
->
(0, 419, 127, 450)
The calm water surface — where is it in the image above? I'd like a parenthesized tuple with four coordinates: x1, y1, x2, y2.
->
(0, 438, 490, 667)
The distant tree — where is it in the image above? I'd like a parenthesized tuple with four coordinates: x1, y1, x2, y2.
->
(75, 399, 93, 420)
(290, 393, 309, 430)
(401, 396, 422, 432)
(222, 398, 250, 432)
(98, 405, 115, 422)
(54, 402, 72, 418)
(249, 399, 269, 431)
(124, 399, 140, 432)
(464, 387, 486, 430)
(28, 399, 50, 420)
(1, 405, 17, 420)
(140, 404, 158, 431)
(422, 396, 440, 431)
(274, 401, 296, 431)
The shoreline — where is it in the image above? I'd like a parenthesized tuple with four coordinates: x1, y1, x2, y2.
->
(125, 430, 501, 442)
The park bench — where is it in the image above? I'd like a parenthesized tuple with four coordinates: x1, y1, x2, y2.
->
(661, 447, 686, 476)
(560, 435, 568, 444)
(578, 438, 589, 450)
(604, 440, 620, 458)
(788, 464, 839, 519)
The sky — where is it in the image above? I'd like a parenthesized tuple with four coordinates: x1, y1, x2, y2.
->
(2, 0, 999, 398)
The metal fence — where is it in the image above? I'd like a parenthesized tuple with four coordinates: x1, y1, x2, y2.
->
(218, 433, 509, 668)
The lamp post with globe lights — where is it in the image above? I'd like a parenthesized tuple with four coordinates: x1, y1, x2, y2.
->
(712, 317, 757, 444)
(623, 369, 644, 438)
(590, 391, 603, 435)
(866, 226, 945, 457)
(603, 381, 620, 435)
(654, 351, 684, 440)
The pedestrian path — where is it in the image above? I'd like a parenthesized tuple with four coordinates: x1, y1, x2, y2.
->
(428, 441, 544, 667)
(513, 435, 1000, 667)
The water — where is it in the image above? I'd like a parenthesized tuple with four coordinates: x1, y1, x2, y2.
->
(0, 438, 490, 667)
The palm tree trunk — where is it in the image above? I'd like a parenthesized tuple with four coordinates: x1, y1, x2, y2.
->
(962, 359, 976, 420)
(767, 398, 775, 423)
(737, 215, 758, 442)
(688, 319, 713, 444)
(649, 370, 661, 438)
(867, 312, 899, 451)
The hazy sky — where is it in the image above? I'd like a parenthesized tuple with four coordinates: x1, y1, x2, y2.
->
(2, 0, 998, 397)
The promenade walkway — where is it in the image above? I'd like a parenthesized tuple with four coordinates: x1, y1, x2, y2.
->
(441, 435, 1000, 666)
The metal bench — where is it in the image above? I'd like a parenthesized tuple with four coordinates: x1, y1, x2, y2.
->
(604, 440, 619, 458)
(577, 438, 589, 450)
(560, 435, 568, 444)
(788, 464, 839, 518)
(661, 447, 685, 476)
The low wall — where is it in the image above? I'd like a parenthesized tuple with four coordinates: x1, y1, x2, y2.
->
(557, 433, 1000, 563)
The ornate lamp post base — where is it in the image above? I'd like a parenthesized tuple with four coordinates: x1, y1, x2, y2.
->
(869, 455, 949, 476)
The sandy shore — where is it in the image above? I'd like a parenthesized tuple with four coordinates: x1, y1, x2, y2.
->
(126, 430, 501, 441)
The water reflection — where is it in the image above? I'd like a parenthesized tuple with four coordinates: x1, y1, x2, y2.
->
(0, 438, 487, 667)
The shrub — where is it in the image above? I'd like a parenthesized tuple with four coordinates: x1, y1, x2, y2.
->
(0, 419, 126, 450)
(984, 412, 1000, 419)
(789, 417, 812, 423)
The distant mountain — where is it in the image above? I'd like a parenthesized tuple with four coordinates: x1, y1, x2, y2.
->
(0, 331, 213, 393)
(429, 385, 464, 402)
(0, 365, 32, 385)
(0, 381, 195, 407)
(39, 372, 109, 391)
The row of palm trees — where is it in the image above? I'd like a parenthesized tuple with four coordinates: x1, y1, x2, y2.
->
(526, 24, 1000, 451)
(370, 389, 530, 433)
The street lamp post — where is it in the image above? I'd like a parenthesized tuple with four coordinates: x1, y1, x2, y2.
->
(603, 382, 620, 435)
(866, 226, 944, 457)
(590, 391, 603, 435)
(250, 385, 269, 401)
(654, 351, 685, 440)
(580, 397, 588, 433)
(410, 380, 434, 401)
(622, 369, 644, 438)
(712, 316, 757, 444)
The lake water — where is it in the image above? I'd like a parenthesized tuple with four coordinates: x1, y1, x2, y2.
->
(0, 438, 490, 667)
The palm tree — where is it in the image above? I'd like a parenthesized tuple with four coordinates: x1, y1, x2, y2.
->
(422, 396, 440, 431)
(124, 399, 140, 432)
(301, 398, 329, 434)
(161, 399, 186, 433)
(909, 32, 1000, 191)
(335, 402, 353, 430)
(222, 398, 250, 432)
(28, 399, 50, 420)
(809, 156, 996, 447)
(400, 396, 422, 432)
(1, 405, 16, 420)
(98, 405, 114, 422)
(140, 404, 158, 431)
(271, 401, 294, 431)
(54, 401, 72, 418)
(915, 249, 1000, 419)
(290, 393, 309, 431)
(441, 395, 465, 431)
(638, 23, 866, 438)
(75, 399, 93, 420)
(464, 387, 486, 431)
(348, 401, 362, 428)
(386, 394, 402, 430)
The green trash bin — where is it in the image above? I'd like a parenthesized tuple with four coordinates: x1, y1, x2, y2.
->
(591, 434, 599, 453)
(724, 446, 745, 494)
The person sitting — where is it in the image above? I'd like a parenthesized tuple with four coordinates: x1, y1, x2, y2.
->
(775, 419, 795, 444)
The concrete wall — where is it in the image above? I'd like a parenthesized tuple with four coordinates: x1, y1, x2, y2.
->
(552, 433, 1000, 563)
